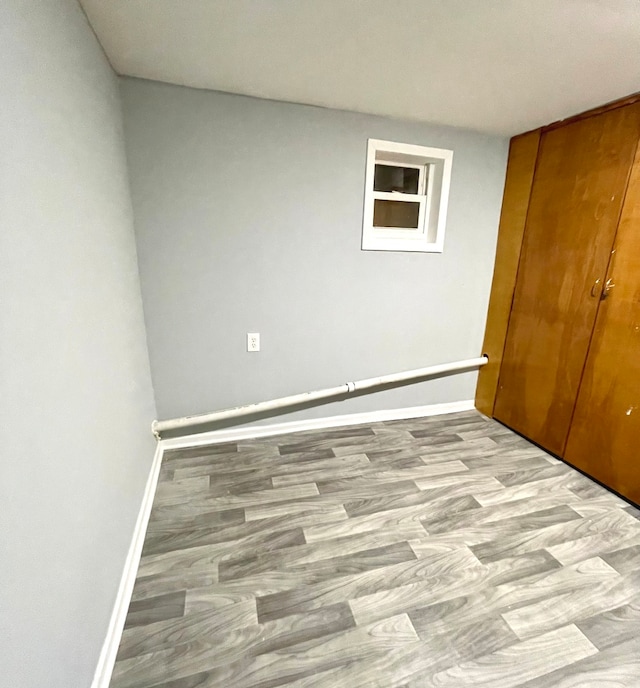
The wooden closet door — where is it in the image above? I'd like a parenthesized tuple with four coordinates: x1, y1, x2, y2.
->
(564, 140, 640, 504)
(494, 105, 640, 455)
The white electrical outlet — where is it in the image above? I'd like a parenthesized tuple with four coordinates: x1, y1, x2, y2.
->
(247, 332, 260, 352)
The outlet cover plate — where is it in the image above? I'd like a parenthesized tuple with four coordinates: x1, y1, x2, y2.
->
(247, 333, 260, 352)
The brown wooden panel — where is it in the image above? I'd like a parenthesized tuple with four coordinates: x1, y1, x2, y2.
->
(543, 91, 640, 133)
(565, 140, 640, 505)
(494, 103, 640, 455)
(475, 130, 541, 416)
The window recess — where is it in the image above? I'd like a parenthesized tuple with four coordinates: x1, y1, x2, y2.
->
(362, 139, 453, 253)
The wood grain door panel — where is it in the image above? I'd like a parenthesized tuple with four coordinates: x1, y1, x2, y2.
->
(564, 140, 640, 505)
(476, 130, 541, 416)
(494, 104, 640, 455)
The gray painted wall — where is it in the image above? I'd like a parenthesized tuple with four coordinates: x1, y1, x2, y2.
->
(0, 2, 157, 687)
(122, 78, 508, 425)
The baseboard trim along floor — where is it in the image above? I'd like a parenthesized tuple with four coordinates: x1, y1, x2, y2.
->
(160, 399, 476, 451)
(91, 399, 474, 687)
(91, 442, 165, 688)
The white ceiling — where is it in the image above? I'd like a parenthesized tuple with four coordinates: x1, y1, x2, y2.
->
(80, 0, 640, 136)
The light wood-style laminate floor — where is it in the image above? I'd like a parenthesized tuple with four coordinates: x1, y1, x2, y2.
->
(111, 411, 640, 688)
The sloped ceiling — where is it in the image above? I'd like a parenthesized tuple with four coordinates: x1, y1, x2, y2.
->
(80, 0, 640, 135)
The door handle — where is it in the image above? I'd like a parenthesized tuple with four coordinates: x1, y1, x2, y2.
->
(590, 279, 601, 298)
(601, 278, 615, 300)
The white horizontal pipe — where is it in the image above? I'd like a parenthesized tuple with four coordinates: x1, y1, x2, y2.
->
(350, 357, 488, 393)
(152, 355, 488, 437)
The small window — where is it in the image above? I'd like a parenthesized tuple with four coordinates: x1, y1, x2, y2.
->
(362, 139, 453, 253)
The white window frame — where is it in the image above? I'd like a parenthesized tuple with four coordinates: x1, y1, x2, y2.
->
(361, 139, 453, 253)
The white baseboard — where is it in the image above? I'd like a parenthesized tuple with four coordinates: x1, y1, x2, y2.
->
(160, 399, 476, 450)
(91, 442, 165, 688)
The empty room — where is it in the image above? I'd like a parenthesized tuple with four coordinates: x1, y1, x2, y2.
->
(3, 1, 640, 687)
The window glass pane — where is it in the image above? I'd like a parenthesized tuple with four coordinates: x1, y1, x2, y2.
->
(373, 200, 420, 229)
(374, 164, 420, 194)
